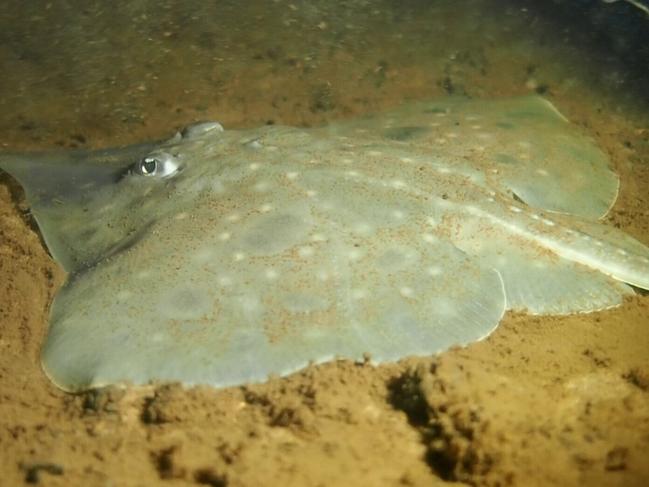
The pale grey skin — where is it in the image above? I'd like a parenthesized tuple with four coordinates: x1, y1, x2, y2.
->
(1, 95, 648, 391)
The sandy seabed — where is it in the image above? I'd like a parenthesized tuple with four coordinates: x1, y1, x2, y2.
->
(0, 1, 648, 485)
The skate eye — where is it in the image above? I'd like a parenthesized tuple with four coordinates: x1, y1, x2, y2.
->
(136, 152, 180, 178)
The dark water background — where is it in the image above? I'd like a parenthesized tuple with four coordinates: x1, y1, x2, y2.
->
(0, 0, 648, 149)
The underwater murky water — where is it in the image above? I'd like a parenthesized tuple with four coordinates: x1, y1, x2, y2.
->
(1, 0, 648, 148)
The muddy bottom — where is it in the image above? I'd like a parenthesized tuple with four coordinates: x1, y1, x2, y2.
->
(1, 1, 648, 486)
